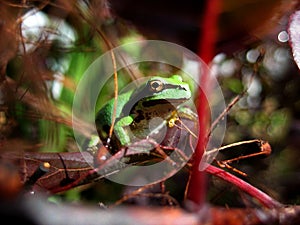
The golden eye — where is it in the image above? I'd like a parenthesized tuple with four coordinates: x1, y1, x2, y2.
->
(149, 80, 164, 92)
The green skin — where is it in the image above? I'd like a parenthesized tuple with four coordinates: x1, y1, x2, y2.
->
(94, 75, 192, 153)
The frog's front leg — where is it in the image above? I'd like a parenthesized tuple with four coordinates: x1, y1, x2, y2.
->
(177, 107, 198, 121)
(114, 115, 134, 146)
(168, 107, 198, 128)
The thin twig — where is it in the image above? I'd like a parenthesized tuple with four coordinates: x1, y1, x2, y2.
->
(204, 164, 282, 208)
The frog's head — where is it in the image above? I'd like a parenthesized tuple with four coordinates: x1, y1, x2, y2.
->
(122, 75, 192, 117)
(143, 75, 191, 104)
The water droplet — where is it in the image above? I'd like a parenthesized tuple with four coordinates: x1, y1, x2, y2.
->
(278, 31, 289, 43)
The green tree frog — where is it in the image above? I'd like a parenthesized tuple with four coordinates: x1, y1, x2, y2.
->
(91, 75, 194, 154)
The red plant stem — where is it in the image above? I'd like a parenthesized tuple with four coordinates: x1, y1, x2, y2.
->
(185, 0, 222, 210)
(205, 164, 283, 208)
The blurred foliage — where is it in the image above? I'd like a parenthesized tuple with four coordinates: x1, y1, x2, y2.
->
(209, 38, 300, 205)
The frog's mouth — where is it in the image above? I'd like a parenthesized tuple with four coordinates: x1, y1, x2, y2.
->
(142, 99, 187, 107)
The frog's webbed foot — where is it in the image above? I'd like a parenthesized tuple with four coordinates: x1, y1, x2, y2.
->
(165, 107, 199, 144)
(85, 135, 101, 156)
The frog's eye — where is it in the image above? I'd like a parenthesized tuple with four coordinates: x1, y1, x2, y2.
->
(149, 80, 164, 92)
